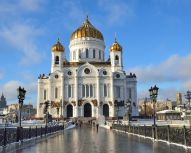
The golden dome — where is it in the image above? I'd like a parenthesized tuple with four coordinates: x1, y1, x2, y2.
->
(70, 16, 104, 41)
(52, 39, 64, 52)
(110, 37, 122, 52)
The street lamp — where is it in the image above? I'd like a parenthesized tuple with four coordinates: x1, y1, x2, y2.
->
(17, 86, 26, 128)
(184, 90, 191, 109)
(43, 100, 50, 127)
(56, 107, 60, 122)
(114, 101, 119, 123)
(149, 85, 159, 139)
(125, 100, 131, 125)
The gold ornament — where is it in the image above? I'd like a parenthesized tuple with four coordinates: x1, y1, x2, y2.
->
(70, 16, 104, 41)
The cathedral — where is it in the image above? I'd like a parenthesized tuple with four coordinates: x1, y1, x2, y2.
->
(36, 17, 138, 119)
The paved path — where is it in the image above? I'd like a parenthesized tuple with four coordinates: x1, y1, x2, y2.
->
(14, 125, 190, 153)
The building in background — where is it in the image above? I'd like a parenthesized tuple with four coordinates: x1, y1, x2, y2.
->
(37, 17, 138, 119)
(138, 98, 176, 117)
(0, 93, 7, 108)
(3, 103, 36, 123)
(176, 92, 182, 106)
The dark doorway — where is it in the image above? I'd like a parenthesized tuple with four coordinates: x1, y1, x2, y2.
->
(67, 104, 73, 118)
(103, 104, 109, 117)
(84, 103, 92, 117)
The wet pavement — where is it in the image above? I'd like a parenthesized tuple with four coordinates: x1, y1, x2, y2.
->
(14, 125, 191, 153)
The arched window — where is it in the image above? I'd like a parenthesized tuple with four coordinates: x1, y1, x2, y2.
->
(55, 56, 59, 64)
(93, 84, 96, 97)
(86, 84, 89, 97)
(44, 89, 46, 100)
(116, 86, 120, 98)
(68, 85, 71, 98)
(55, 87, 58, 99)
(99, 50, 101, 59)
(82, 85, 85, 97)
(104, 84, 107, 97)
(79, 49, 81, 58)
(93, 49, 96, 58)
(90, 84, 93, 97)
(115, 55, 119, 64)
(86, 49, 89, 58)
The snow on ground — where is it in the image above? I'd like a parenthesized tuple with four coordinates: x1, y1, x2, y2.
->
(65, 124, 76, 130)
(99, 124, 111, 129)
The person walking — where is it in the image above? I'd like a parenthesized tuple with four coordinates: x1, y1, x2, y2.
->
(96, 123, 99, 132)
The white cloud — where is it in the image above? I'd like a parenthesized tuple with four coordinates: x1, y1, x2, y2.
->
(130, 54, 191, 100)
(0, 80, 37, 104)
(128, 54, 191, 83)
(0, 0, 44, 14)
(0, 23, 44, 65)
(97, 0, 134, 25)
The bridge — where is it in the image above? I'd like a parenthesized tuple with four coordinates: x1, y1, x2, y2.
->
(1, 124, 189, 153)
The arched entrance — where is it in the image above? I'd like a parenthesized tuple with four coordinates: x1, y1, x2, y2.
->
(103, 104, 109, 117)
(84, 103, 92, 117)
(67, 104, 73, 118)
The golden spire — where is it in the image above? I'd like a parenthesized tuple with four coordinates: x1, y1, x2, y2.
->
(52, 39, 64, 52)
(110, 33, 122, 52)
(70, 16, 104, 41)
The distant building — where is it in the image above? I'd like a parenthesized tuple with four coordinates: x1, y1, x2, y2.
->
(138, 98, 176, 117)
(5, 103, 37, 122)
(176, 92, 182, 105)
(0, 93, 7, 108)
(156, 110, 181, 120)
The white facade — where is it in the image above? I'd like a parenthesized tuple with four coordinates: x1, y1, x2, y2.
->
(36, 17, 138, 119)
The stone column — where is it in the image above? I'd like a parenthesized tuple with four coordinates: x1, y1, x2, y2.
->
(37, 80, 41, 117)
(75, 75, 78, 117)
(48, 79, 52, 116)
(61, 73, 64, 117)
(96, 76, 100, 118)
(110, 73, 115, 117)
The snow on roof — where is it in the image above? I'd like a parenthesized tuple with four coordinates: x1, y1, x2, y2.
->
(156, 110, 180, 114)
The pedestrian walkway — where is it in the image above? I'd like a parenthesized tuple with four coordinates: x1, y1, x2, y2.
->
(13, 125, 189, 153)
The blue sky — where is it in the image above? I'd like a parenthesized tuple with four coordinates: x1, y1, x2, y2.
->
(0, 0, 191, 106)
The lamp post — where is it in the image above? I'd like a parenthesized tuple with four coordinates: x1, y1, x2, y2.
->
(17, 86, 26, 128)
(43, 100, 50, 127)
(125, 100, 131, 125)
(114, 101, 119, 123)
(56, 107, 59, 122)
(149, 85, 159, 139)
(144, 97, 147, 118)
(184, 90, 191, 109)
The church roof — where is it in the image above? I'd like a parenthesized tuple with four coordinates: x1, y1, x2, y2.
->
(52, 39, 65, 52)
(110, 35, 122, 52)
(70, 16, 104, 41)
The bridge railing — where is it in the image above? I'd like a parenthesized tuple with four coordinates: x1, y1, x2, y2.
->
(0, 124, 65, 147)
(112, 124, 191, 147)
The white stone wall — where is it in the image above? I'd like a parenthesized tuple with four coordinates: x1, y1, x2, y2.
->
(69, 37, 105, 62)
(36, 37, 137, 119)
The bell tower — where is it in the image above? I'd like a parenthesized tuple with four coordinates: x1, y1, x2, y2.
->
(51, 39, 65, 73)
(110, 34, 123, 72)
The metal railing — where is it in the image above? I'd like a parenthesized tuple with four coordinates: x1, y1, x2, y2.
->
(112, 124, 191, 146)
(0, 124, 64, 147)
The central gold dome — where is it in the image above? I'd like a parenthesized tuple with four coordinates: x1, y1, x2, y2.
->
(70, 16, 104, 41)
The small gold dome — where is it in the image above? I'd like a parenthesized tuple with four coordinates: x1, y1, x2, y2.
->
(70, 16, 104, 41)
(52, 39, 64, 52)
(110, 37, 122, 52)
